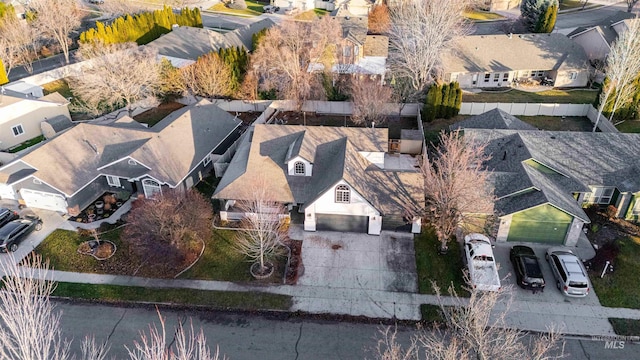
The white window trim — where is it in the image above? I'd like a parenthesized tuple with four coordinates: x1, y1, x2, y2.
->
(335, 185, 350, 203)
(142, 179, 162, 198)
(569, 72, 578, 80)
(586, 186, 615, 205)
(12, 124, 24, 137)
(203, 154, 212, 167)
(106, 175, 121, 187)
(632, 198, 640, 215)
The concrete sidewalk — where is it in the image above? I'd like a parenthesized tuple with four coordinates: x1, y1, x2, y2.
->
(25, 268, 640, 337)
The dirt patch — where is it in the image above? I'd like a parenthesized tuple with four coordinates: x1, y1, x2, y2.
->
(584, 207, 640, 274)
(227, 111, 261, 125)
(133, 102, 185, 127)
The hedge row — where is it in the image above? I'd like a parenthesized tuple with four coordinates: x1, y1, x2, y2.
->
(423, 82, 462, 121)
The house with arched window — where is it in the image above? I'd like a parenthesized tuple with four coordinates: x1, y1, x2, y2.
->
(213, 124, 424, 235)
(0, 99, 242, 216)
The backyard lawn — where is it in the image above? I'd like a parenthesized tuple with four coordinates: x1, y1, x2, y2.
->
(463, 89, 599, 104)
(591, 236, 640, 309)
(616, 120, 640, 133)
(518, 115, 593, 131)
(42, 78, 73, 99)
(414, 227, 467, 296)
(53, 283, 292, 311)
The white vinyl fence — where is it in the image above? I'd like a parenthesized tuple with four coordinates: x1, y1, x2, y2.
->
(586, 105, 618, 132)
(460, 102, 591, 116)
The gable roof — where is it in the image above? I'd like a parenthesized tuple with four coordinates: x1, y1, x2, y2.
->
(335, 14, 368, 45)
(214, 125, 423, 215)
(568, 11, 636, 45)
(146, 19, 275, 61)
(450, 108, 537, 131)
(1, 100, 240, 196)
(42, 115, 73, 133)
(364, 35, 389, 57)
(442, 33, 589, 73)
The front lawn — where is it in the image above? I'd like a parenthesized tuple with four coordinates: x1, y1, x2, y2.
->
(463, 9, 504, 21)
(209, 1, 265, 16)
(463, 89, 598, 104)
(414, 227, 467, 296)
(591, 236, 640, 309)
(53, 282, 292, 311)
(616, 120, 640, 133)
(609, 318, 640, 337)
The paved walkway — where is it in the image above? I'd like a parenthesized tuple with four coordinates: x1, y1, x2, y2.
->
(16, 267, 639, 337)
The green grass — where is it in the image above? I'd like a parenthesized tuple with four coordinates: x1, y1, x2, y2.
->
(519, 116, 593, 131)
(209, 1, 265, 16)
(8, 135, 45, 153)
(53, 282, 292, 311)
(420, 304, 444, 323)
(34, 228, 132, 274)
(591, 236, 640, 309)
(616, 120, 640, 133)
(463, 9, 505, 21)
(463, 89, 598, 104)
(414, 227, 467, 296)
(559, 0, 589, 10)
(609, 318, 640, 337)
(41, 79, 73, 99)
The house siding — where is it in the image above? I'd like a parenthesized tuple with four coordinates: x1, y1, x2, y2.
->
(550, 69, 590, 88)
(0, 103, 70, 151)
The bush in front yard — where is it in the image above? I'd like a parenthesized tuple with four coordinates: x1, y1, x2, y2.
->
(228, 0, 247, 10)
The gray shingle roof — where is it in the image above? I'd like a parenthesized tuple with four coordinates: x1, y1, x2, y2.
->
(214, 125, 424, 215)
(568, 11, 636, 45)
(442, 33, 589, 73)
(7, 100, 240, 195)
(451, 108, 537, 131)
(43, 115, 73, 133)
(364, 35, 388, 57)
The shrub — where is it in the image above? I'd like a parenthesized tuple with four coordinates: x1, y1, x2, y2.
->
(228, 0, 247, 10)
(605, 205, 618, 219)
(423, 82, 462, 121)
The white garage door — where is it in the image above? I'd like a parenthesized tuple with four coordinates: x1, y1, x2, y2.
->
(19, 189, 68, 212)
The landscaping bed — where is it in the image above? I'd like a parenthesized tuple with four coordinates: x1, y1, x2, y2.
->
(133, 102, 185, 127)
(463, 89, 598, 104)
(414, 227, 467, 296)
(585, 208, 640, 309)
(68, 192, 128, 223)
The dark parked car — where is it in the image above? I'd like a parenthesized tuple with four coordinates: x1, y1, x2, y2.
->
(510, 246, 545, 292)
(0, 208, 19, 229)
(0, 217, 42, 253)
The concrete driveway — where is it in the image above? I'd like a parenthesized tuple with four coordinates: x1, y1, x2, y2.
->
(492, 242, 602, 306)
(0, 200, 72, 267)
(294, 228, 418, 293)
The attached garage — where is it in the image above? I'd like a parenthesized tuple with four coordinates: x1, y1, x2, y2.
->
(19, 189, 68, 212)
(507, 204, 572, 244)
(316, 214, 369, 233)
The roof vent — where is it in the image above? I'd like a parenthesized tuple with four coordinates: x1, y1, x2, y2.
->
(83, 139, 99, 155)
(550, 136, 556, 139)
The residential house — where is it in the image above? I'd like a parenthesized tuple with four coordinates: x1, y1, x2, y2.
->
(213, 124, 424, 235)
(330, 11, 389, 77)
(441, 33, 590, 88)
(482, 0, 520, 11)
(452, 110, 640, 246)
(145, 18, 275, 67)
(334, 0, 376, 17)
(273, 0, 315, 11)
(0, 92, 70, 151)
(568, 12, 636, 62)
(0, 100, 242, 215)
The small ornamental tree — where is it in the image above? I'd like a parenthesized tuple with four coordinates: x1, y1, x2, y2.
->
(368, 4, 390, 34)
(182, 51, 233, 98)
(349, 77, 394, 127)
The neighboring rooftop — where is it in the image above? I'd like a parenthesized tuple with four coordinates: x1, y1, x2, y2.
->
(450, 108, 537, 131)
(567, 11, 636, 45)
(442, 33, 589, 73)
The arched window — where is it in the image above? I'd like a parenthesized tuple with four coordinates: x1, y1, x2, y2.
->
(142, 179, 162, 198)
(294, 161, 305, 175)
(335, 185, 350, 203)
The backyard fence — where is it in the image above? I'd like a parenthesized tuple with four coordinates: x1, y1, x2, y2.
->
(268, 100, 421, 116)
(586, 106, 618, 133)
(460, 102, 591, 116)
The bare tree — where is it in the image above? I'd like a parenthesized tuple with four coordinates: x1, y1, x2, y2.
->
(421, 130, 494, 253)
(124, 189, 213, 276)
(388, 0, 471, 99)
(626, 0, 639, 12)
(126, 309, 223, 360)
(0, 15, 38, 76)
(349, 76, 393, 126)
(182, 52, 233, 98)
(252, 16, 341, 107)
(234, 178, 287, 278)
(0, 254, 72, 360)
(374, 282, 565, 360)
(29, 0, 82, 64)
(593, 19, 640, 131)
(69, 42, 161, 116)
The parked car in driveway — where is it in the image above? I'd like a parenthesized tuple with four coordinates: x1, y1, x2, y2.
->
(0, 208, 19, 229)
(510, 245, 545, 292)
(545, 247, 590, 297)
(464, 233, 501, 292)
(0, 216, 42, 253)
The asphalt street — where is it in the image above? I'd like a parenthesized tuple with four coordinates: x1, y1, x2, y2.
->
(56, 300, 639, 359)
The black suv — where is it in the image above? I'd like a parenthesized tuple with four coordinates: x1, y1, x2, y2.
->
(510, 246, 545, 292)
(0, 208, 19, 229)
(0, 217, 42, 253)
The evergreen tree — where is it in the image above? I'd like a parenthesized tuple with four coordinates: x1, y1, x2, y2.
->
(453, 84, 463, 118)
(521, 0, 558, 33)
(423, 84, 438, 122)
(0, 61, 8, 85)
(445, 82, 457, 118)
(432, 84, 443, 120)
(535, 3, 557, 33)
(438, 83, 449, 119)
